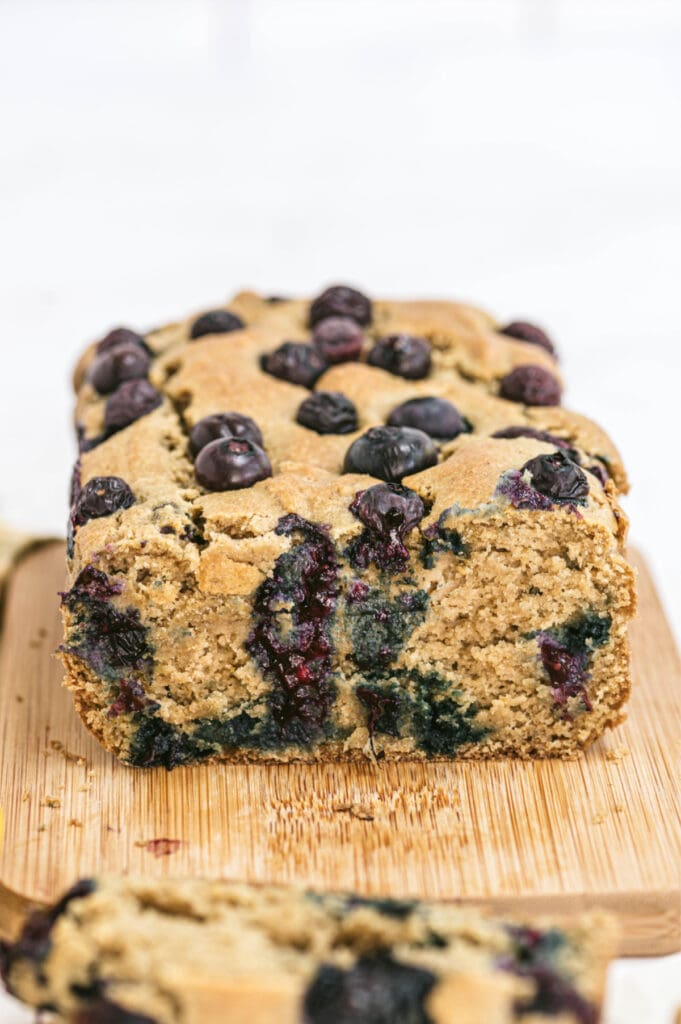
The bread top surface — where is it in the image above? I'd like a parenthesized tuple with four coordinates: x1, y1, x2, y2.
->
(70, 289, 628, 572)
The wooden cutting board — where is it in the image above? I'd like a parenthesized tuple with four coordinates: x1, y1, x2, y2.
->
(1, 543, 679, 955)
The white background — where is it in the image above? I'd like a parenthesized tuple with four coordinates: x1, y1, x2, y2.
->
(0, 1, 679, 1021)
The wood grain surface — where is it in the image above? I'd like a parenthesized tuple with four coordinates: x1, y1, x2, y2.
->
(0, 543, 679, 954)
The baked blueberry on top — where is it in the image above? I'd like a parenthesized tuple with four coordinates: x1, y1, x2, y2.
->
(297, 392, 358, 434)
(498, 365, 562, 406)
(387, 397, 469, 439)
(189, 412, 264, 454)
(194, 438, 272, 491)
(262, 341, 329, 387)
(309, 284, 373, 327)
(62, 286, 634, 768)
(343, 426, 438, 482)
(190, 309, 245, 339)
(368, 334, 431, 380)
(312, 316, 365, 363)
(499, 320, 556, 356)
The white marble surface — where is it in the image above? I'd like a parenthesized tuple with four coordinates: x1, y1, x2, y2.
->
(0, 1, 679, 1020)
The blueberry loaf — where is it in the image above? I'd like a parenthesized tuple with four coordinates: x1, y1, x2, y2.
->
(63, 285, 636, 767)
(1, 877, 616, 1023)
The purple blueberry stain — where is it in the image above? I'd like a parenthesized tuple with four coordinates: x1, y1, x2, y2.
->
(500, 924, 597, 1024)
(108, 678, 160, 719)
(536, 635, 592, 712)
(419, 513, 468, 569)
(356, 685, 402, 756)
(533, 613, 611, 715)
(246, 515, 340, 747)
(61, 566, 152, 680)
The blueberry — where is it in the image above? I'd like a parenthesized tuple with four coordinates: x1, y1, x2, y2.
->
(499, 365, 562, 406)
(309, 285, 372, 327)
(343, 426, 437, 482)
(523, 452, 589, 503)
(387, 396, 469, 439)
(189, 309, 244, 339)
(312, 316, 364, 363)
(104, 379, 162, 431)
(195, 437, 272, 490)
(72, 477, 135, 527)
(499, 320, 556, 356)
(189, 412, 264, 455)
(261, 341, 328, 388)
(367, 334, 431, 380)
(88, 343, 151, 395)
(96, 327, 149, 355)
(304, 955, 436, 1024)
(297, 391, 358, 434)
(351, 483, 425, 538)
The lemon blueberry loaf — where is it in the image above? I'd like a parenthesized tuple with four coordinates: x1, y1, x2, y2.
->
(0, 877, 616, 1023)
(62, 285, 636, 767)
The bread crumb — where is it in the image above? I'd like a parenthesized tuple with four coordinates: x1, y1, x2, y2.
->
(605, 746, 630, 762)
(41, 795, 61, 809)
(49, 739, 87, 767)
(592, 812, 607, 825)
(332, 800, 376, 821)
(68, 818, 83, 828)
(21, 790, 31, 802)
(37, 824, 47, 832)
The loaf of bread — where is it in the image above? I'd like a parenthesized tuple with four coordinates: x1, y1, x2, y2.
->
(0, 877, 616, 1023)
(62, 286, 636, 766)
